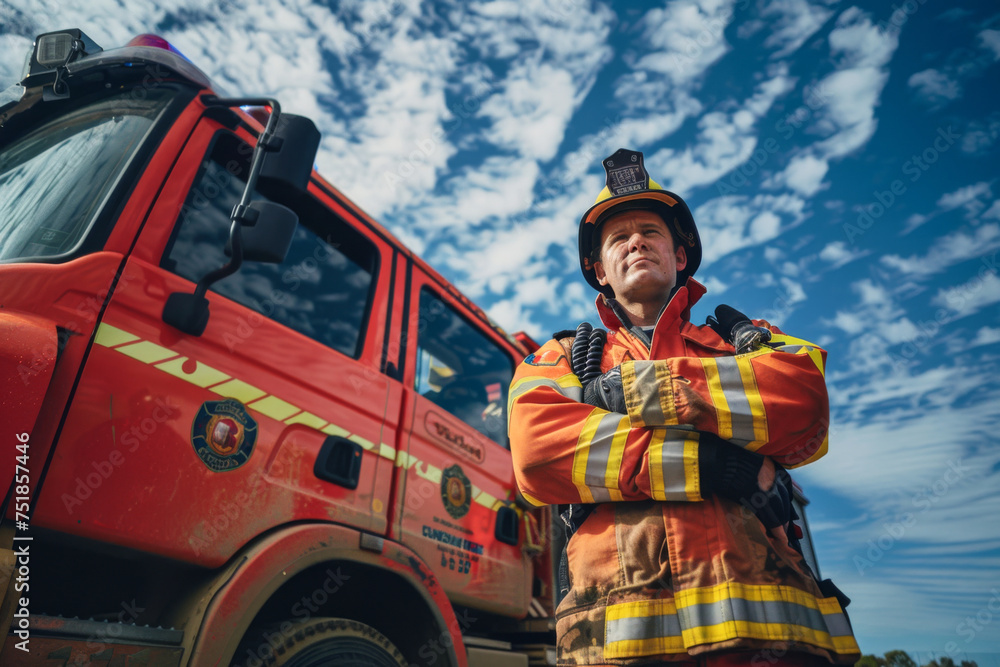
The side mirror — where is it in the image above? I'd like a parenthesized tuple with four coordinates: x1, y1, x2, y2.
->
(163, 97, 317, 337)
(258, 114, 320, 193)
(226, 201, 298, 263)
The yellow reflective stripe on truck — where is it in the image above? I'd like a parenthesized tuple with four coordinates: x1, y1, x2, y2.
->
(94, 322, 518, 515)
(95, 322, 393, 460)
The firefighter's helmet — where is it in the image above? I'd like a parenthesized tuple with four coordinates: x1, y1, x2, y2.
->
(579, 148, 701, 296)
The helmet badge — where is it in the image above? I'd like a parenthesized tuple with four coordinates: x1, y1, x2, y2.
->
(604, 148, 649, 197)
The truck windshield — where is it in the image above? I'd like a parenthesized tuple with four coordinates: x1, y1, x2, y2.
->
(0, 89, 174, 262)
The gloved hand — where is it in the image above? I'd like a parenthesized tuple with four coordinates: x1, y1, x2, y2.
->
(582, 365, 627, 414)
(706, 304, 772, 354)
(753, 466, 794, 530)
(698, 433, 763, 503)
(698, 434, 793, 533)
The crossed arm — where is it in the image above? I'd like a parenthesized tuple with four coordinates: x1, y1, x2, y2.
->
(507, 331, 829, 507)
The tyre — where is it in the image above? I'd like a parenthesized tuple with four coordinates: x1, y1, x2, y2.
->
(248, 617, 409, 667)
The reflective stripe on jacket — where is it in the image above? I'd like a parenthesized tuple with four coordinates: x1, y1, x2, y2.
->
(508, 279, 860, 665)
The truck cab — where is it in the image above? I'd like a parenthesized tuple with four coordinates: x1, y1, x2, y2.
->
(0, 30, 554, 666)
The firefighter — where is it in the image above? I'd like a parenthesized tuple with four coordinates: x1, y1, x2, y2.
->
(508, 149, 860, 666)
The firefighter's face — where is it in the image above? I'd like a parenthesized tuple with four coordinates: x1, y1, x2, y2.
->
(594, 210, 687, 305)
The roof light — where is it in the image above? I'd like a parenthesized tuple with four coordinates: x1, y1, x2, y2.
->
(22, 28, 103, 81)
(126, 34, 192, 63)
(36, 33, 77, 67)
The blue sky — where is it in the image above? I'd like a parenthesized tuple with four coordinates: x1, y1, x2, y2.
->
(3, 0, 999, 659)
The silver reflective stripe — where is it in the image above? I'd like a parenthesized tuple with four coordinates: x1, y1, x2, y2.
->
(824, 610, 853, 637)
(632, 360, 665, 426)
(585, 412, 622, 502)
(509, 377, 582, 404)
(714, 357, 754, 446)
(678, 597, 833, 635)
(659, 432, 690, 501)
(606, 611, 682, 645)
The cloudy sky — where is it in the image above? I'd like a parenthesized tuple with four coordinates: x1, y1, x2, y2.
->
(3, 0, 999, 659)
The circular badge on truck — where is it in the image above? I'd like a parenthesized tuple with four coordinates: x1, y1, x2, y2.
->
(191, 399, 258, 472)
(440, 464, 472, 519)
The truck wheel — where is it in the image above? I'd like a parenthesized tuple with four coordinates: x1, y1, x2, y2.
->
(260, 617, 408, 667)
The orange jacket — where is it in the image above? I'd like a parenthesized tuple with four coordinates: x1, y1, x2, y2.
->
(508, 279, 859, 665)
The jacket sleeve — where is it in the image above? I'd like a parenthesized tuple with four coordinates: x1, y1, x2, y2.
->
(619, 329, 829, 468)
(508, 339, 704, 507)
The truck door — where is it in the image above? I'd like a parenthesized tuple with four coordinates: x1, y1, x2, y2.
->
(392, 273, 530, 617)
(31, 116, 397, 566)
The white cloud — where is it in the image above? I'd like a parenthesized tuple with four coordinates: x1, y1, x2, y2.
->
(818, 240, 867, 268)
(812, 9, 899, 159)
(758, 0, 834, 58)
(969, 326, 1000, 348)
(692, 193, 807, 265)
(907, 68, 962, 106)
(902, 213, 928, 235)
(931, 271, 1000, 318)
(830, 310, 866, 334)
(0, 34, 31, 87)
(854, 278, 891, 307)
(479, 62, 578, 161)
(936, 181, 993, 219)
(978, 29, 1000, 61)
(769, 153, 829, 197)
(983, 200, 1000, 220)
(647, 66, 795, 194)
(881, 224, 1000, 277)
(631, 0, 737, 89)
(961, 115, 1000, 154)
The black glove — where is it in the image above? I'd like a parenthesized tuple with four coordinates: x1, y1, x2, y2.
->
(582, 365, 626, 414)
(706, 304, 771, 354)
(753, 467, 793, 530)
(698, 433, 763, 503)
(699, 433, 794, 531)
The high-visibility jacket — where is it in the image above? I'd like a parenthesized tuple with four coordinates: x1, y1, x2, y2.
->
(508, 279, 860, 665)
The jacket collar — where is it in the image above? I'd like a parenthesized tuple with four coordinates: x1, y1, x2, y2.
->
(596, 277, 707, 333)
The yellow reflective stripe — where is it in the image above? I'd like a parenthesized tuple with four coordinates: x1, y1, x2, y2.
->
(572, 411, 602, 503)
(248, 395, 299, 421)
(284, 410, 327, 429)
(97, 324, 520, 518)
(605, 598, 684, 658)
(788, 431, 829, 468)
(648, 430, 700, 501)
(623, 360, 678, 428)
(211, 378, 267, 403)
(703, 357, 768, 450)
(672, 582, 858, 653)
(95, 322, 140, 347)
(647, 429, 667, 502)
(683, 437, 700, 502)
(676, 581, 817, 607)
(605, 418, 628, 503)
(508, 373, 583, 410)
(115, 340, 177, 364)
(736, 356, 768, 451)
(769, 333, 826, 377)
(700, 358, 732, 440)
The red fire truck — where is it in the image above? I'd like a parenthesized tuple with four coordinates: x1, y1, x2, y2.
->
(0, 29, 825, 666)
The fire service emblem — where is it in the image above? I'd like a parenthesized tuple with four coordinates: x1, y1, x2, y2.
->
(191, 399, 258, 472)
(440, 464, 472, 519)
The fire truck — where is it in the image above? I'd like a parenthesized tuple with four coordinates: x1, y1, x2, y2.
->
(0, 29, 825, 666)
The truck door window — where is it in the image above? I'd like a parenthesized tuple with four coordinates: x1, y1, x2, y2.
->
(414, 288, 514, 448)
(0, 89, 175, 262)
(162, 131, 376, 358)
